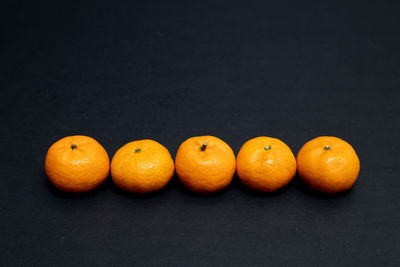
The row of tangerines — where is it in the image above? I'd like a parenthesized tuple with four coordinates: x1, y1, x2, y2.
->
(45, 135, 360, 195)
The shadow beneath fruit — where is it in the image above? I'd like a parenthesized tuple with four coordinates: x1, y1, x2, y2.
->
(292, 174, 353, 199)
(232, 174, 291, 197)
(174, 174, 232, 198)
(44, 170, 109, 199)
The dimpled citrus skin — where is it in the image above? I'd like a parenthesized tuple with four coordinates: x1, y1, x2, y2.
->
(44, 135, 110, 193)
(236, 137, 297, 192)
(175, 136, 236, 193)
(297, 136, 360, 194)
(111, 140, 175, 193)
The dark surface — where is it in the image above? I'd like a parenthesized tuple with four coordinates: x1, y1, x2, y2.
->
(1, 0, 400, 266)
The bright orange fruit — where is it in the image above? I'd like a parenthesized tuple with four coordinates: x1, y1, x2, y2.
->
(111, 139, 174, 193)
(297, 136, 360, 193)
(175, 136, 236, 193)
(236, 137, 297, 192)
(45, 135, 110, 192)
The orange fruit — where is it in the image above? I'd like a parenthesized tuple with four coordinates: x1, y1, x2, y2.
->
(297, 136, 360, 193)
(175, 136, 236, 193)
(45, 135, 110, 192)
(111, 139, 174, 193)
(236, 137, 297, 192)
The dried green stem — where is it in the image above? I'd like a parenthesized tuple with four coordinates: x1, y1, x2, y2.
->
(323, 145, 331, 151)
(200, 142, 208, 151)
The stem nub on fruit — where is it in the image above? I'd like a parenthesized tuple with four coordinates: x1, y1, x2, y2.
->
(323, 145, 331, 151)
(71, 144, 77, 150)
(200, 142, 208, 151)
(264, 145, 271, 150)
(135, 148, 141, 153)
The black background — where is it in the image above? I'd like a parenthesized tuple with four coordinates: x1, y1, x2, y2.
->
(1, 0, 400, 266)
